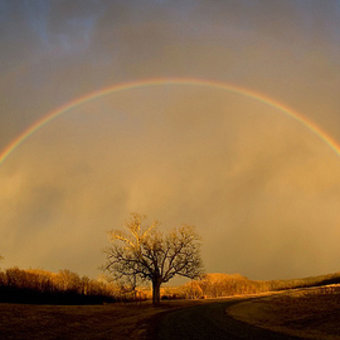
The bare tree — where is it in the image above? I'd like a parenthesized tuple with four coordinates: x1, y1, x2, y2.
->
(103, 213, 203, 304)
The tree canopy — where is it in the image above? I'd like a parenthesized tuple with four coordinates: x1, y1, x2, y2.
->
(104, 213, 203, 304)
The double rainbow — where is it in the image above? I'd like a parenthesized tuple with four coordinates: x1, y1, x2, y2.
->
(0, 77, 339, 165)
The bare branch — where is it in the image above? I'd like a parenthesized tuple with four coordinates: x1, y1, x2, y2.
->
(103, 213, 204, 304)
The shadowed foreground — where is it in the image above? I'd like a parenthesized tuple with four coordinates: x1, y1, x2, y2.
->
(0, 297, 309, 339)
(0, 300, 208, 339)
(152, 299, 303, 340)
(0, 302, 169, 339)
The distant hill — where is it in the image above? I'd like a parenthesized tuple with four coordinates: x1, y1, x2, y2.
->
(181, 272, 340, 298)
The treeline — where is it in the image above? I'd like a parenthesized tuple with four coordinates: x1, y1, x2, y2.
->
(1, 267, 339, 303)
(178, 272, 340, 299)
(180, 273, 271, 299)
(0, 267, 143, 304)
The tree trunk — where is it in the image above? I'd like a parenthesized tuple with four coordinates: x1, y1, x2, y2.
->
(152, 279, 161, 305)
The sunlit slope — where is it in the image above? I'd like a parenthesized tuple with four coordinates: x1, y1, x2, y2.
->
(184, 272, 340, 298)
(228, 284, 340, 340)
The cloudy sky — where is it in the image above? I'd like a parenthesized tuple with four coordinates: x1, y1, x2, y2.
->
(0, 0, 339, 280)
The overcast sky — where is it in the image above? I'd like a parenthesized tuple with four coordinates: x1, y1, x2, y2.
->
(0, 0, 339, 280)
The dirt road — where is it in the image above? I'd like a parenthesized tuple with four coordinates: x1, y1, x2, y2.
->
(151, 299, 303, 340)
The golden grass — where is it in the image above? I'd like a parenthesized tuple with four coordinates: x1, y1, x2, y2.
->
(227, 284, 340, 340)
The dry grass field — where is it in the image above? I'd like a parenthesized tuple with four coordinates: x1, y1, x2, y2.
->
(0, 300, 202, 340)
(228, 284, 340, 340)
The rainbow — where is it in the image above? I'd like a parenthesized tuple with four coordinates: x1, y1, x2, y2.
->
(0, 77, 339, 165)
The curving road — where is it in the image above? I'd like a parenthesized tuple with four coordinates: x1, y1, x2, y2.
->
(151, 300, 303, 340)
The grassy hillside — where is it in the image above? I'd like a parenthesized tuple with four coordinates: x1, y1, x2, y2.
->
(180, 272, 340, 299)
(228, 284, 340, 339)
